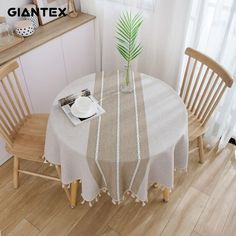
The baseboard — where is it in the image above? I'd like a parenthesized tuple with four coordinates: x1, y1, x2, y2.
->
(0, 151, 11, 166)
(0, 139, 12, 166)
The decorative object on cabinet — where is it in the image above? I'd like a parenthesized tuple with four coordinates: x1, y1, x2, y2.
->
(0, 16, 24, 53)
(67, 0, 78, 18)
(33, 0, 68, 25)
(0, 16, 6, 24)
(14, 20, 35, 37)
(0, 16, 14, 45)
(116, 11, 143, 93)
(22, 4, 39, 29)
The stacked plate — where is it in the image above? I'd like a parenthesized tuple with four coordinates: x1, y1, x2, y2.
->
(71, 97, 97, 119)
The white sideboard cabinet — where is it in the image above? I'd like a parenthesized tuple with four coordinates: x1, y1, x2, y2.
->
(62, 20, 96, 82)
(20, 20, 96, 113)
(19, 37, 68, 113)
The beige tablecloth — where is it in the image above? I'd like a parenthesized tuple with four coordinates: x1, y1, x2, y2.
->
(44, 72, 188, 204)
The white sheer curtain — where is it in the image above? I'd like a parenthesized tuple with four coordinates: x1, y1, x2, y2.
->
(80, 0, 192, 88)
(184, 0, 236, 149)
(80, 0, 236, 149)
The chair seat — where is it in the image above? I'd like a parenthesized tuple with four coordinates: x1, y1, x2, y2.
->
(7, 114, 49, 162)
(188, 112, 207, 141)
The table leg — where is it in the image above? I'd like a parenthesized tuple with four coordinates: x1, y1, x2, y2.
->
(70, 180, 78, 208)
(163, 188, 170, 203)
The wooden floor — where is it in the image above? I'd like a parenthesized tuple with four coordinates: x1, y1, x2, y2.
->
(0, 143, 236, 236)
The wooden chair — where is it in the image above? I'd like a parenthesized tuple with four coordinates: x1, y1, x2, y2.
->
(180, 47, 234, 163)
(0, 60, 71, 203)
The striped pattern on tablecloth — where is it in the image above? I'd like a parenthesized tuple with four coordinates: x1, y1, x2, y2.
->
(86, 71, 149, 202)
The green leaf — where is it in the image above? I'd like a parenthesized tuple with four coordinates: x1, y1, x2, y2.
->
(117, 47, 129, 61)
(117, 24, 129, 36)
(130, 45, 142, 60)
(116, 11, 143, 62)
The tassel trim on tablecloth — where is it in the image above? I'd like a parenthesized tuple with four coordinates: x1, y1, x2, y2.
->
(79, 187, 150, 207)
(42, 157, 188, 207)
(78, 182, 174, 207)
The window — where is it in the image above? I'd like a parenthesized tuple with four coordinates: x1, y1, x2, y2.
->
(101, 0, 157, 11)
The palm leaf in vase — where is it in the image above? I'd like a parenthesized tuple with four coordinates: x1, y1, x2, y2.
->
(116, 11, 143, 90)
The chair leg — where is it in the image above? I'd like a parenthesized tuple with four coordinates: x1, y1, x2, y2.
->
(13, 156, 19, 188)
(198, 135, 204, 164)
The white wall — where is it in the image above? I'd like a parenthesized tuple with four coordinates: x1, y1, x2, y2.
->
(0, 142, 10, 166)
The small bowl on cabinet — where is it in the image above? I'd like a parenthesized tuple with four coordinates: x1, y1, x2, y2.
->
(14, 20, 35, 37)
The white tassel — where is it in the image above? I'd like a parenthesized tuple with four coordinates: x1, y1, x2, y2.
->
(153, 183, 158, 188)
(67, 185, 70, 189)
(49, 163, 53, 167)
(89, 202, 93, 207)
(102, 188, 106, 193)
(62, 184, 65, 188)
(142, 202, 146, 207)
(131, 194, 135, 198)
(135, 199, 140, 203)
(107, 192, 110, 196)
(98, 193, 101, 197)
(81, 200, 85, 205)
(112, 200, 116, 205)
(95, 197, 98, 202)
(79, 179, 82, 183)
(43, 160, 48, 163)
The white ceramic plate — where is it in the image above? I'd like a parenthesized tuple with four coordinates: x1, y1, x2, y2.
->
(71, 102, 97, 119)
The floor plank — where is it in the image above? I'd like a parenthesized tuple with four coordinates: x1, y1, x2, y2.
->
(221, 200, 236, 236)
(0, 162, 64, 232)
(108, 149, 202, 236)
(101, 226, 121, 236)
(108, 186, 186, 236)
(221, 152, 236, 236)
(194, 167, 236, 236)
(191, 146, 233, 196)
(1, 219, 39, 236)
(160, 187, 208, 236)
(190, 230, 201, 236)
(38, 202, 90, 236)
(0, 144, 235, 236)
(68, 195, 119, 236)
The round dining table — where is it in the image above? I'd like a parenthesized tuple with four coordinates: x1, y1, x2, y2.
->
(44, 72, 188, 207)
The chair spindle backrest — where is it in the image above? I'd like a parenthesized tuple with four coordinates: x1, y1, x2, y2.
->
(0, 61, 31, 147)
(180, 47, 234, 126)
